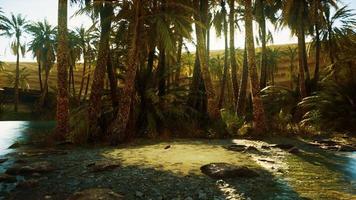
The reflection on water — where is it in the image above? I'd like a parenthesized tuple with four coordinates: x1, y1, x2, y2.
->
(0, 121, 29, 156)
(0, 121, 55, 156)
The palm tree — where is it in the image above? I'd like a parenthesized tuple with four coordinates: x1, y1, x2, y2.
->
(2, 13, 28, 112)
(87, 0, 114, 139)
(213, 0, 229, 109)
(245, 0, 267, 134)
(281, 0, 310, 97)
(194, 0, 219, 119)
(310, 0, 338, 89)
(236, 43, 248, 116)
(284, 46, 298, 89)
(110, 0, 142, 144)
(27, 20, 57, 107)
(229, 0, 239, 108)
(254, 0, 281, 89)
(55, 0, 70, 140)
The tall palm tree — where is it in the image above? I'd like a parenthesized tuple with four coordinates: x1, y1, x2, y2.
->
(55, 0, 70, 140)
(229, 0, 239, 108)
(110, 0, 142, 144)
(2, 14, 28, 112)
(281, 0, 310, 97)
(87, 0, 114, 139)
(245, 0, 267, 134)
(194, 0, 219, 119)
(27, 20, 57, 107)
(310, 0, 338, 89)
(254, 0, 281, 89)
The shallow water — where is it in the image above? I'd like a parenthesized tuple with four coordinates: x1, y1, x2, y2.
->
(0, 122, 355, 199)
(0, 121, 55, 156)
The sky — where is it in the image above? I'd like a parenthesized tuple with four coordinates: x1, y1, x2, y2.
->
(0, 0, 355, 62)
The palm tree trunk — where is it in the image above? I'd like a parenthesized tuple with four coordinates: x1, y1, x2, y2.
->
(87, 1, 113, 139)
(245, 0, 267, 134)
(297, 27, 307, 98)
(236, 42, 248, 116)
(258, 0, 268, 89)
(229, 0, 239, 108)
(55, 0, 70, 140)
(175, 36, 183, 84)
(194, 0, 219, 119)
(109, 0, 142, 144)
(314, 23, 320, 89)
(14, 38, 20, 112)
(37, 58, 43, 92)
(70, 64, 76, 98)
(38, 63, 50, 107)
(83, 62, 91, 101)
(218, 7, 228, 109)
(78, 53, 87, 102)
(107, 53, 118, 108)
(157, 47, 166, 97)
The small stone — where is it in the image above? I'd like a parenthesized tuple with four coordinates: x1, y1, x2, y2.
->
(44, 195, 52, 199)
(288, 147, 300, 154)
(9, 142, 21, 149)
(261, 145, 271, 150)
(258, 159, 275, 164)
(87, 160, 120, 172)
(164, 145, 171, 149)
(0, 158, 8, 163)
(0, 173, 17, 183)
(224, 144, 246, 152)
(273, 144, 295, 150)
(338, 145, 356, 152)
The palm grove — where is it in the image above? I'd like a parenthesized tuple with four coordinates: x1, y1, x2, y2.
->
(0, 0, 355, 143)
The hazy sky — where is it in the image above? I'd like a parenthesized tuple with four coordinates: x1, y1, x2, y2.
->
(0, 0, 355, 62)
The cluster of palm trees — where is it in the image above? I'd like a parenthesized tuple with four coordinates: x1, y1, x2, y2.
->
(1, 0, 355, 142)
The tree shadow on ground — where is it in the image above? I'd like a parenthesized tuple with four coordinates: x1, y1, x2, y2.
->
(4, 143, 306, 200)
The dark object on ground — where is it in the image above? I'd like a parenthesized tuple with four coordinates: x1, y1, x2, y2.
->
(288, 147, 300, 154)
(200, 163, 259, 179)
(224, 144, 247, 152)
(164, 145, 171, 149)
(6, 161, 55, 175)
(272, 144, 295, 150)
(87, 160, 120, 172)
(0, 173, 17, 183)
(9, 142, 21, 149)
(338, 145, 356, 152)
(67, 188, 124, 200)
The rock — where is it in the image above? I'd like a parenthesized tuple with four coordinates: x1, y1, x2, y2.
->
(6, 161, 55, 175)
(200, 163, 259, 179)
(224, 144, 246, 152)
(164, 145, 171, 149)
(16, 179, 39, 188)
(316, 139, 338, 146)
(288, 147, 300, 154)
(135, 191, 144, 198)
(273, 144, 295, 150)
(44, 195, 52, 199)
(0, 173, 17, 183)
(338, 145, 356, 152)
(67, 188, 124, 200)
(258, 159, 275, 164)
(261, 145, 271, 150)
(9, 142, 21, 149)
(0, 158, 8, 163)
(244, 146, 260, 153)
(87, 160, 120, 172)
